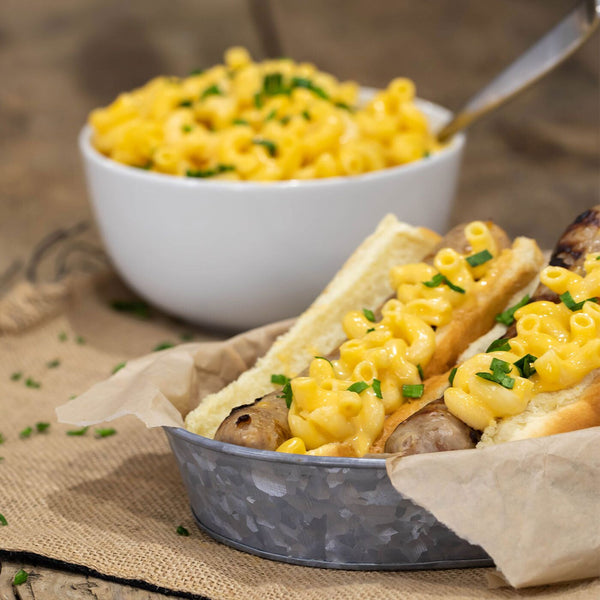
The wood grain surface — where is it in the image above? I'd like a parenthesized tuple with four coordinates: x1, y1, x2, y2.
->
(0, 0, 598, 598)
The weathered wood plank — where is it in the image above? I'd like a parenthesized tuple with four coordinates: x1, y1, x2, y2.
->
(0, 561, 191, 600)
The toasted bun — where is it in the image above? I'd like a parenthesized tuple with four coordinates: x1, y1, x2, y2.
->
(185, 215, 440, 438)
(424, 237, 545, 377)
(478, 371, 600, 447)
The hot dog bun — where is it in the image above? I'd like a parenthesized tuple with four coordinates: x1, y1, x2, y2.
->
(478, 371, 600, 447)
(185, 215, 441, 438)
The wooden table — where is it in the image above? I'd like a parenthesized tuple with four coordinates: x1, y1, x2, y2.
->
(0, 1, 597, 598)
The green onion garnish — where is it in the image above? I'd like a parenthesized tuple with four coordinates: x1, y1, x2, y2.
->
(372, 378, 382, 399)
(189, 68, 205, 76)
(76, 335, 86, 345)
(271, 374, 290, 386)
(252, 138, 277, 157)
(112, 362, 126, 374)
(513, 354, 537, 378)
(176, 525, 190, 536)
(417, 364, 424, 380)
(59, 332, 67, 341)
(448, 367, 458, 386)
(10, 372, 22, 381)
(13, 569, 28, 586)
(560, 291, 599, 312)
(253, 92, 263, 108)
(67, 426, 89, 437)
(347, 381, 370, 394)
(265, 109, 277, 121)
(179, 99, 193, 107)
(402, 384, 424, 399)
(153, 341, 175, 352)
(314, 356, 333, 366)
(36, 422, 50, 433)
(280, 381, 293, 408)
(486, 338, 511, 353)
(476, 358, 515, 389)
(95, 428, 117, 438)
(422, 273, 465, 293)
(232, 118, 249, 126)
(363, 308, 376, 322)
(495, 295, 530, 326)
(46, 359, 60, 368)
(111, 299, 151, 319)
(25, 377, 40, 389)
(20, 427, 33, 439)
(200, 84, 223, 100)
(302, 110, 311, 121)
(366, 327, 375, 333)
(466, 249, 493, 268)
(290, 77, 329, 99)
(182, 124, 193, 133)
(186, 164, 235, 178)
(0, 514, 7, 526)
(334, 101, 352, 111)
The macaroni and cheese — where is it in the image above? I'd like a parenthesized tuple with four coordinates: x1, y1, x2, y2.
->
(89, 47, 440, 181)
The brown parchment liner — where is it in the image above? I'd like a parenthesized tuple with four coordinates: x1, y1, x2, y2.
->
(57, 323, 600, 590)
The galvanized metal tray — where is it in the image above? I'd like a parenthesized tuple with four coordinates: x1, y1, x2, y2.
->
(165, 426, 493, 570)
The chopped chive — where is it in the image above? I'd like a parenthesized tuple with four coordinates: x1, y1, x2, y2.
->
(13, 569, 28, 586)
(280, 116, 291, 125)
(46, 359, 60, 368)
(58, 332, 67, 342)
(112, 362, 126, 374)
(67, 426, 89, 436)
(0, 514, 7, 526)
(486, 338, 511, 353)
(25, 378, 40, 389)
(476, 357, 515, 389)
(20, 427, 33, 439)
(271, 374, 290, 386)
(448, 367, 458, 386)
(402, 384, 424, 399)
(372, 378, 382, 399)
(417, 364, 424, 380)
(10, 372, 22, 381)
(95, 428, 116, 438)
(262, 72, 288, 96)
(366, 327, 375, 333)
(35, 422, 50, 433)
(179, 99, 193, 107)
(265, 109, 277, 121)
(560, 291, 599, 312)
(334, 101, 353, 111)
(232, 118, 249, 126)
(314, 356, 333, 366)
(252, 138, 277, 157)
(347, 381, 370, 394)
(186, 164, 235, 178)
(200, 84, 222, 100)
(182, 124, 193, 133)
(363, 308, 376, 322)
(290, 77, 329, 99)
(495, 295, 530, 326)
(302, 110, 311, 121)
(422, 273, 465, 294)
(153, 341, 175, 352)
(279, 381, 293, 409)
(176, 525, 190, 536)
(466, 249, 493, 268)
(513, 354, 537, 378)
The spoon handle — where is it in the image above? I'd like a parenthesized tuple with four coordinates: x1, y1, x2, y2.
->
(437, 0, 600, 143)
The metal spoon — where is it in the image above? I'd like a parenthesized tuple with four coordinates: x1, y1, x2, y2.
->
(437, 0, 600, 143)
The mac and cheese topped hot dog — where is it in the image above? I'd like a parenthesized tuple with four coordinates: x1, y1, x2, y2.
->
(89, 47, 440, 181)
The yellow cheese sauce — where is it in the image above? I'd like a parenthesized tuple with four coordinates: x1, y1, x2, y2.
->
(89, 47, 441, 181)
(445, 253, 600, 431)
(277, 221, 500, 457)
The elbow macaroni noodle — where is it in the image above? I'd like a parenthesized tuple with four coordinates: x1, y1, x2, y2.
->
(89, 47, 440, 181)
(278, 221, 501, 457)
(445, 253, 600, 430)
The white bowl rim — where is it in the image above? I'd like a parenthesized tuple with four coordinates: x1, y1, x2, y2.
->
(80, 95, 465, 191)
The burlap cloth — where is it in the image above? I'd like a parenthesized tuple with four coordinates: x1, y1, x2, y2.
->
(0, 231, 598, 600)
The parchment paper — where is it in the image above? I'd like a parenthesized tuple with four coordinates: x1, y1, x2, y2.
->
(57, 322, 600, 589)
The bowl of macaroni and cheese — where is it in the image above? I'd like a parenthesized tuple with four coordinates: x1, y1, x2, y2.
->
(80, 48, 465, 330)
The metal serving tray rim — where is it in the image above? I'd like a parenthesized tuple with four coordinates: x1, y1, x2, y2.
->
(166, 426, 388, 469)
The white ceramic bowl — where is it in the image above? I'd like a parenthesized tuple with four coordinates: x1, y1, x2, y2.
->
(80, 95, 465, 331)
